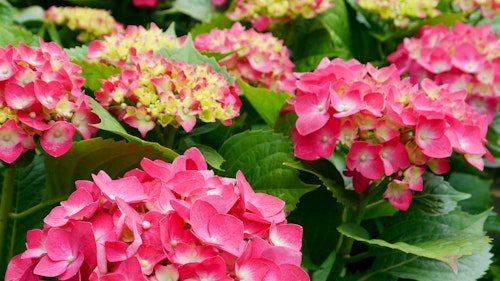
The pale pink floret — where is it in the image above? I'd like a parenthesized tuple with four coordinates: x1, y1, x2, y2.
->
(0, 120, 28, 164)
(40, 121, 76, 157)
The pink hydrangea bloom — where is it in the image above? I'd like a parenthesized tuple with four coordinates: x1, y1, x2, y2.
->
(194, 22, 296, 93)
(45, 6, 124, 42)
(288, 58, 491, 210)
(87, 23, 181, 65)
(227, 0, 333, 31)
(0, 40, 98, 163)
(455, 0, 500, 18)
(388, 22, 500, 123)
(94, 50, 241, 136)
(132, 0, 158, 7)
(6, 147, 308, 281)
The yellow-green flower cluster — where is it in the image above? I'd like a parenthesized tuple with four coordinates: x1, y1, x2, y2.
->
(94, 51, 241, 136)
(45, 6, 123, 42)
(357, 0, 440, 27)
(227, 0, 333, 31)
(87, 24, 181, 65)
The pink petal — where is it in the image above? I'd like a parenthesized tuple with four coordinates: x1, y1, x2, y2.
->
(415, 117, 452, 158)
(292, 118, 340, 160)
(294, 87, 330, 135)
(33, 255, 68, 277)
(5, 82, 36, 110)
(40, 121, 76, 157)
(0, 119, 26, 163)
(5, 254, 38, 281)
(92, 171, 149, 203)
(269, 224, 303, 251)
(208, 213, 244, 255)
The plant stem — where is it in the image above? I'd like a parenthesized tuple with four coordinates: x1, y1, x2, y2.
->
(9, 196, 68, 219)
(0, 166, 16, 267)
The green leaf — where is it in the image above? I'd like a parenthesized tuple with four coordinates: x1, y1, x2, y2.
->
(0, 0, 15, 24)
(447, 172, 492, 214)
(189, 144, 224, 171)
(284, 158, 357, 207)
(238, 79, 292, 127)
(317, 0, 352, 53)
(44, 138, 167, 200)
(218, 130, 316, 212)
(164, 0, 218, 21)
(190, 13, 234, 37)
(72, 60, 121, 91)
(373, 247, 492, 281)
(341, 207, 492, 274)
(0, 22, 39, 47)
(156, 35, 235, 84)
(411, 173, 471, 215)
(288, 187, 343, 268)
(66, 45, 88, 61)
(3, 156, 48, 273)
(13, 5, 44, 25)
(90, 99, 179, 161)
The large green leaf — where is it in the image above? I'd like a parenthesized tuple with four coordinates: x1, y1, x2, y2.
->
(411, 173, 471, 215)
(284, 158, 357, 207)
(44, 137, 167, 200)
(163, 0, 218, 22)
(0, 0, 15, 24)
(190, 13, 234, 37)
(72, 60, 121, 91)
(2, 156, 48, 274)
(238, 79, 292, 127)
(66, 45, 89, 61)
(218, 130, 316, 211)
(157, 35, 235, 84)
(447, 172, 492, 214)
(287, 187, 343, 269)
(372, 247, 492, 281)
(89, 99, 179, 161)
(0, 22, 39, 47)
(317, 0, 352, 54)
(339, 207, 492, 274)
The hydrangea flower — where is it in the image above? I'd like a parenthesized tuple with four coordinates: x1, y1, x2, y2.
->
(194, 22, 296, 93)
(455, 0, 500, 18)
(132, 0, 158, 7)
(94, 50, 241, 136)
(388, 22, 500, 122)
(45, 6, 124, 42)
(87, 23, 181, 65)
(227, 0, 333, 31)
(6, 147, 309, 281)
(288, 58, 491, 210)
(357, 0, 440, 27)
(0, 40, 98, 163)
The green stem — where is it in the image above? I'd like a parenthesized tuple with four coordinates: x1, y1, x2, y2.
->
(163, 126, 178, 149)
(9, 196, 68, 219)
(0, 166, 16, 267)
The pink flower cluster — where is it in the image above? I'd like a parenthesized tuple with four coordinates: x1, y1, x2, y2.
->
(227, 0, 333, 31)
(6, 147, 308, 281)
(0, 40, 98, 164)
(194, 22, 296, 93)
(94, 50, 241, 136)
(87, 23, 181, 65)
(45, 6, 124, 42)
(132, 0, 158, 7)
(388, 23, 500, 122)
(455, 0, 500, 18)
(289, 57, 491, 210)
